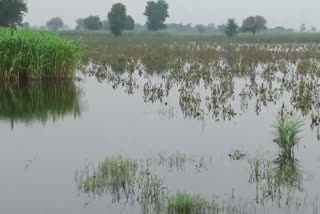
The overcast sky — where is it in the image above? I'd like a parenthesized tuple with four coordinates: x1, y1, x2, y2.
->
(25, 0, 319, 29)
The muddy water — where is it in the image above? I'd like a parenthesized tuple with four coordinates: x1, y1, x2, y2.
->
(1, 68, 320, 214)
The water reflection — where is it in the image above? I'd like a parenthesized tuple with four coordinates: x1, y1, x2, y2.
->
(84, 55, 320, 140)
(0, 81, 83, 128)
(249, 154, 303, 206)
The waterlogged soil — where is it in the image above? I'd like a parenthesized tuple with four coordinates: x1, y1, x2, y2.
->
(2, 45, 320, 213)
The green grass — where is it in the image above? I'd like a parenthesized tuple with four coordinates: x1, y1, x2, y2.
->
(0, 28, 82, 80)
(61, 30, 320, 46)
(0, 81, 82, 128)
(273, 116, 303, 155)
(77, 155, 167, 213)
(79, 156, 139, 197)
(167, 192, 216, 214)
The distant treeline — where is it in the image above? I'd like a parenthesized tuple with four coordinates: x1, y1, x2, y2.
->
(1, 0, 318, 37)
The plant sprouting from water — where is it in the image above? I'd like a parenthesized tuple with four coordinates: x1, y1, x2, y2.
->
(76, 156, 168, 213)
(167, 192, 216, 214)
(77, 156, 139, 202)
(273, 116, 303, 156)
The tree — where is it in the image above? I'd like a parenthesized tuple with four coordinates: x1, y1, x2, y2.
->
(0, 0, 28, 28)
(108, 3, 127, 37)
(102, 20, 109, 30)
(39, 26, 46, 31)
(241, 16, 267, 36)
(311, 26, 317, 32)
(144, 0, 169, 31)
(125, 15, 135, 30)
(75, 19, 83, 30)
(217, 24, 226, 32)
(300, 24, 306, 32)
(46, 17, 64, 31)
(76, 16, 103, 30)
(224, 18, 239, 37)
(21, 22, 30, 29)
(195, 24, 206, 34)
(207, 23, 217, 32)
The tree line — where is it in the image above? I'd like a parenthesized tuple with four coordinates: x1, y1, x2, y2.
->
(0, 0, 317, 37)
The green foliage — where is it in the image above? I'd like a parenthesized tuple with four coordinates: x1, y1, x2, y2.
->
(0, 28, 82, 80)
(241, 16, 267, 36)
(61, 29, 320, 44)
(273, 116, 303, 152)
(77, 156, 167, 213)
(76, 16, 103, 30)
(0, 81, 82, 128)
(125, 15, 135, 30)
(46, 17, 64, 31)
(224, 18, 238, 37)
(108, 3, 127, 37)
(0, 0, 28, 28)
(167, 192, 216, 214)
(80, 156, 139, 197)
(144, 0, 169, 31)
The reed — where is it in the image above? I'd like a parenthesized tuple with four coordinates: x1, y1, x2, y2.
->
(0, 28, 82, 80)
(167, 192, 216, 214)
(273, 116, 303, 156)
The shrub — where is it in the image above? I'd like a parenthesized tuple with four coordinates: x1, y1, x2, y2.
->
(0, 28, 82, 80)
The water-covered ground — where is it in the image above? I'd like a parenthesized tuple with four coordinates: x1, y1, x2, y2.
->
(2, 43, 320, 213)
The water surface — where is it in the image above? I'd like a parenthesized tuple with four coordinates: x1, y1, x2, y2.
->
(2, 60, 320, 213)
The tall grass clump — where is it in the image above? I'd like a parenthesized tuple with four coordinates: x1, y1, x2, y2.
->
(78, 156, 139, 200)
(273, 116, 303, 156)
(167, 192, 216, 214)
(0, 28, 82, 80)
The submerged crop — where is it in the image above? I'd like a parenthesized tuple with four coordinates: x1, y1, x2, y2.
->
(0, 28, 82, 80)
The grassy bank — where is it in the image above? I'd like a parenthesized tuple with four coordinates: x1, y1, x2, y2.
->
(0, 28, 82, 80)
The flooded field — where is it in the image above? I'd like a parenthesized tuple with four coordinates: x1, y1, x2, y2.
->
(2, 36, 320, 213)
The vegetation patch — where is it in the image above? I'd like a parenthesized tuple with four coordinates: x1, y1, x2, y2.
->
(273, 116, 303, 156)
(0, 28, 82, 80)
(167, 192, 216, 214)
(76, 156, 167, 213)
